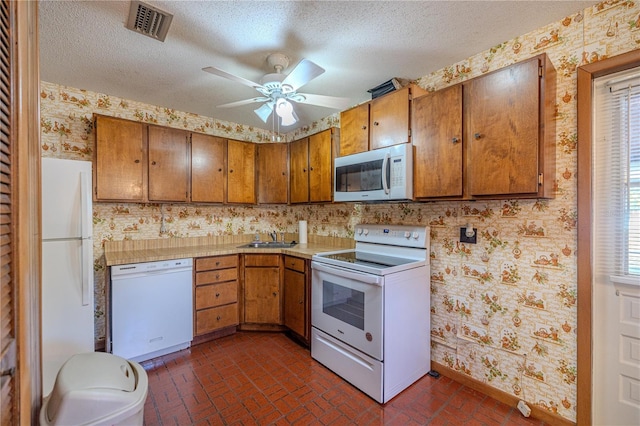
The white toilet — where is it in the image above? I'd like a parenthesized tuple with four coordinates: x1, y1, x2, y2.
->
(40, 352, 148, 426)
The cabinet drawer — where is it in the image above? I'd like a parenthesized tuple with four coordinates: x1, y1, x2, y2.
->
(195, 268, 237, 285)
(196, 255, 238, 272)
(244, 254, 280, 267)
(284, 255, 305, 273)
(195, 281, 238, 309)
(196, 303, 238, 335)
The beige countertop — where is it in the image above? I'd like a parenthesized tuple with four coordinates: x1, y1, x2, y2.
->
(104, 235, 353, 266)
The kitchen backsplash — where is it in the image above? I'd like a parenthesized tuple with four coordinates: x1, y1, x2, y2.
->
(39, 1, 640, 422)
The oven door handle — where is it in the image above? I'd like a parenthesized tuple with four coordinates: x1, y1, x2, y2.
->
(312, 262, 383, 286)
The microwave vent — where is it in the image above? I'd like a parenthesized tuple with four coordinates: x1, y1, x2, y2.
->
(126, 0, 173, 42)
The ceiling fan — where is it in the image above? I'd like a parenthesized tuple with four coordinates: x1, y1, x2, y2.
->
(203, 53, 352, 126)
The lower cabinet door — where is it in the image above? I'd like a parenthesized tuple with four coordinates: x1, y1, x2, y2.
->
(196, 303, 238, 335)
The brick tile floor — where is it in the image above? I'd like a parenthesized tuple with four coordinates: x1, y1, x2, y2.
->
(140, 332, 546, 425)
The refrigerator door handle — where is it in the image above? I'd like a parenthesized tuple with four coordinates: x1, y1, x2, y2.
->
(81, 239, 92, 306)
(80, 171, 92, 239)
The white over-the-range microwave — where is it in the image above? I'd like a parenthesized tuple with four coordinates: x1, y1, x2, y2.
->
(334, 143, 413, 202)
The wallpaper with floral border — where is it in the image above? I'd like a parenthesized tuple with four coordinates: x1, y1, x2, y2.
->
(39, 1, 640, 422)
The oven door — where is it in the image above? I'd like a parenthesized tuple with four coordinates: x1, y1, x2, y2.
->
(311, 261, 383, 360)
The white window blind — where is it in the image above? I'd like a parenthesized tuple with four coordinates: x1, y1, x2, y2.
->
(594, 68, 640, 278)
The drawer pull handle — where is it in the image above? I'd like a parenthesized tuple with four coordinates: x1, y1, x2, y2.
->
(215, 274, 220, 279)
(216, 315, 221, 321)
(215, 293, 220, 297)
(215, 261, 220, 266)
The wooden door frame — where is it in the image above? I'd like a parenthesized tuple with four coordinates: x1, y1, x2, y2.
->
(576, 49, 640, 426)
(9, 0, 42, 422)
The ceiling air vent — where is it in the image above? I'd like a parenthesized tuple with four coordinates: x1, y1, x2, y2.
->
(126, 1, 173, 42)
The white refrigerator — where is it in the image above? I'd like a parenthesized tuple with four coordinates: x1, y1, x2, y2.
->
(41, 158, 95, 396)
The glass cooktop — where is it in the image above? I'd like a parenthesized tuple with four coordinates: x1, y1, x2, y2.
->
(318, 251, 417, 269)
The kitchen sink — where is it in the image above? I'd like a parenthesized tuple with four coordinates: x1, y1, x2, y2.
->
(237, 241, 297, 249)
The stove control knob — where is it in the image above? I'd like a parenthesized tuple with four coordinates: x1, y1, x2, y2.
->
(404, 231, 411, 239)
(356, 228, 363, 235)
(412, 232, 420, 239)
(363, 228, 369, 236)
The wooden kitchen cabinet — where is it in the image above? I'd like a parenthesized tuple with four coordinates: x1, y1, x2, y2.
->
(257, 143, 288, 204)
(339, 85, 426, 156)
(147, 125, 190, 202)
(339, 103, 369, 156)
(290, 128, 336, 204)
(227, 139, 256, 204)
(283, 255, 309, 345)
(191, 133, 226, 203)
(412, 85, 463, 198)
(242, 254, 282, 326)
(194, 255, 239, 338)
(94, 115, 146, 201)
(463, 53, 556, 198)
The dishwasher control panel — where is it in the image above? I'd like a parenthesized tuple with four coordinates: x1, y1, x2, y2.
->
(111, 258, 193, 276)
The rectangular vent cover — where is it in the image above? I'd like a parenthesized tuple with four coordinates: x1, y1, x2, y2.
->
(126, 1, 173, 42)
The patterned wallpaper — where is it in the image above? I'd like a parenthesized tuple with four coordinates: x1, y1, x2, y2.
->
(39, 1, 640, 422)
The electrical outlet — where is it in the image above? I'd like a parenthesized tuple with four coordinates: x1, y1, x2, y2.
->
(517, 400, 531, 417)
(459, 227, 477, 244)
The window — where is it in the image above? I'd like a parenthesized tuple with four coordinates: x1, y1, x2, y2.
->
(594, 68, 640, 277)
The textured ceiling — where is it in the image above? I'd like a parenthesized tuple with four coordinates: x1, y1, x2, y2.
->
(39, 0, 597, 131)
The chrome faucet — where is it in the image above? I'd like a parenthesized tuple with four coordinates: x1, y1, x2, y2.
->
(269, 231, 277, 242)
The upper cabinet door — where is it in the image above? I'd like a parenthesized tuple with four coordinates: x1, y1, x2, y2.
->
(369, 86, 411, 150)
(191, 133, 226, 203)
(308, 129, 334, 203)
(148, 125, 190, 202)
(339, 103, 369, 156)
(463, 56, 543, 197)
(227, 139, 256, 204)
(257, 143, 288, 204)
(412, 85, 463, 199)
(289, 137, 309, 204)
(94, 115, 146, 202)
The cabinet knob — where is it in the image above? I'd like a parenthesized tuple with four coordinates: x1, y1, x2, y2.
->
(310, 167, 314, 171)
(215, 292, 220, 297)
(230, 169, 234, 173)
(272, 292, 277, 297)
(303, 168, 306, 172)
(216, 315, 221, 321)
(361, 125, 367, 130)
(215, 261, 220, 266)
(452, 137, 459, 144)
(215, 274, 220, 279)
(282, 172, 286, 175)
(474, 133, 482, 140)
(218, 168, 222, 172)
(151, 161, 157, 165)
(299, 299, 304, 304)
(373, 121, 379, 126)
(134, 159, 140, 163)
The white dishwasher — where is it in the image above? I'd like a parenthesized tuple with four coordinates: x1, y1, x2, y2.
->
(110, 258, 193, 362)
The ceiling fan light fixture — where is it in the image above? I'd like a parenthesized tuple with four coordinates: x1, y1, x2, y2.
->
(275, 98, 297, 126)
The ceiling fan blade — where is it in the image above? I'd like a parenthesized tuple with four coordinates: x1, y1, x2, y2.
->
(217, 97, 270, 108)
(293, 93, 352, 110)
(202, 66, 264, 90)
(254, 103, 274, 123)
(281, 59, 325, 91)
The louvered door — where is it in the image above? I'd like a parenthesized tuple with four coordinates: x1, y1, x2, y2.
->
(0, 1, 17, 423)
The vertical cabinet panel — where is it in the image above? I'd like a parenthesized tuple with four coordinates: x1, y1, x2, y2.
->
(191, 133, 226, 203)
(227, 139, 256, 204)
(94, 115, 146, 201)
(289, 138, 309, 204)
(413, 85, 463, 198)
(257, 143, 288, 204)
(464, 57, 541, 196)
(339, 103, 369, 156)
(243, 254, 282, 325)
(308, 130, 334, 202)
(148, 125, 190, 202)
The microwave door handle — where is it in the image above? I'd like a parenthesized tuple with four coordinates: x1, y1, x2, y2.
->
(381, 153, 390, 194)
